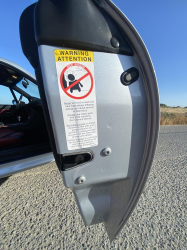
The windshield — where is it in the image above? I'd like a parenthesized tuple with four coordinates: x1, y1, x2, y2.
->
(16, 79, 40, 99)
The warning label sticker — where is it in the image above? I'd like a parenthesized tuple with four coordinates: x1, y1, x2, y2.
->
(54, 49, 98, 150)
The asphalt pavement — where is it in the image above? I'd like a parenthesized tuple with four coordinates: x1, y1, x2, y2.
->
(0, 125, 187, 249)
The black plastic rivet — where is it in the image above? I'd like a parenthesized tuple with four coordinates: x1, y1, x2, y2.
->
(121, 67, 139, 86)
(110, 37, 119, 48)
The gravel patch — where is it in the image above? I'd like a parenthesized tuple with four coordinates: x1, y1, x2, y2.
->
(0, 126, 187, 249)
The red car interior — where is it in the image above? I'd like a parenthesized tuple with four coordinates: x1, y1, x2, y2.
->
(0, 63, 51, 163)
(0, 128, 24, 148)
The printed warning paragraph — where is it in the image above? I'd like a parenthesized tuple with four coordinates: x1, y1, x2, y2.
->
(64, 101, 98, 150)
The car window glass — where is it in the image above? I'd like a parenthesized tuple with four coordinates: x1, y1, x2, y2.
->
(13, 90, 29, 104)
(16, 79, 40, 99)
(0, 85, 14, 105)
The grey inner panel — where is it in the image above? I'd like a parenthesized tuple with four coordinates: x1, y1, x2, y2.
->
(38, 45, 147, 188)
(38, 45, 148, 237)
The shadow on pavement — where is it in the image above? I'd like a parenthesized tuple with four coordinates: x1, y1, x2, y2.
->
(0, 177, 9, 186)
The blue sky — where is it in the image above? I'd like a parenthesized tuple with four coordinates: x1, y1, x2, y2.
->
(0, 0, 186, 107)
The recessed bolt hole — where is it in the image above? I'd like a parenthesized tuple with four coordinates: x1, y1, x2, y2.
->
(102, 148, 112, 156)
(77, 176, 86, 184)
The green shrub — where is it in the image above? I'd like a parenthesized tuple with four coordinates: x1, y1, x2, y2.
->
(160, 103, 167, 108)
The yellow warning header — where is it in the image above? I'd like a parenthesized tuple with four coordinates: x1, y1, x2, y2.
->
(54, 49, 93, 62)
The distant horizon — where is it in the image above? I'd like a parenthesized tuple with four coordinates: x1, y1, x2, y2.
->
(160, 103, 187, 108)
(161, 105, 187, 108)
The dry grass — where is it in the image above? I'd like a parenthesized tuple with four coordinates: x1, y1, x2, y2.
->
(161, 107, 187, 114)
(160, 108, 187, 125)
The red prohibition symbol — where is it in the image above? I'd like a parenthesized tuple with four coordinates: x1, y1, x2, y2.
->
(60, 63, 94, 99)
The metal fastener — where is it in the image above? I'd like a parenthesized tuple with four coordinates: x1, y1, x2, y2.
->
(77, 176, 86, 184)
(102, 148, 112, 156)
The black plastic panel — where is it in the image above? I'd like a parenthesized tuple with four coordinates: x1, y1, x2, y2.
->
(19, 3, 39, 69)
(34, 0, 133, 56)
